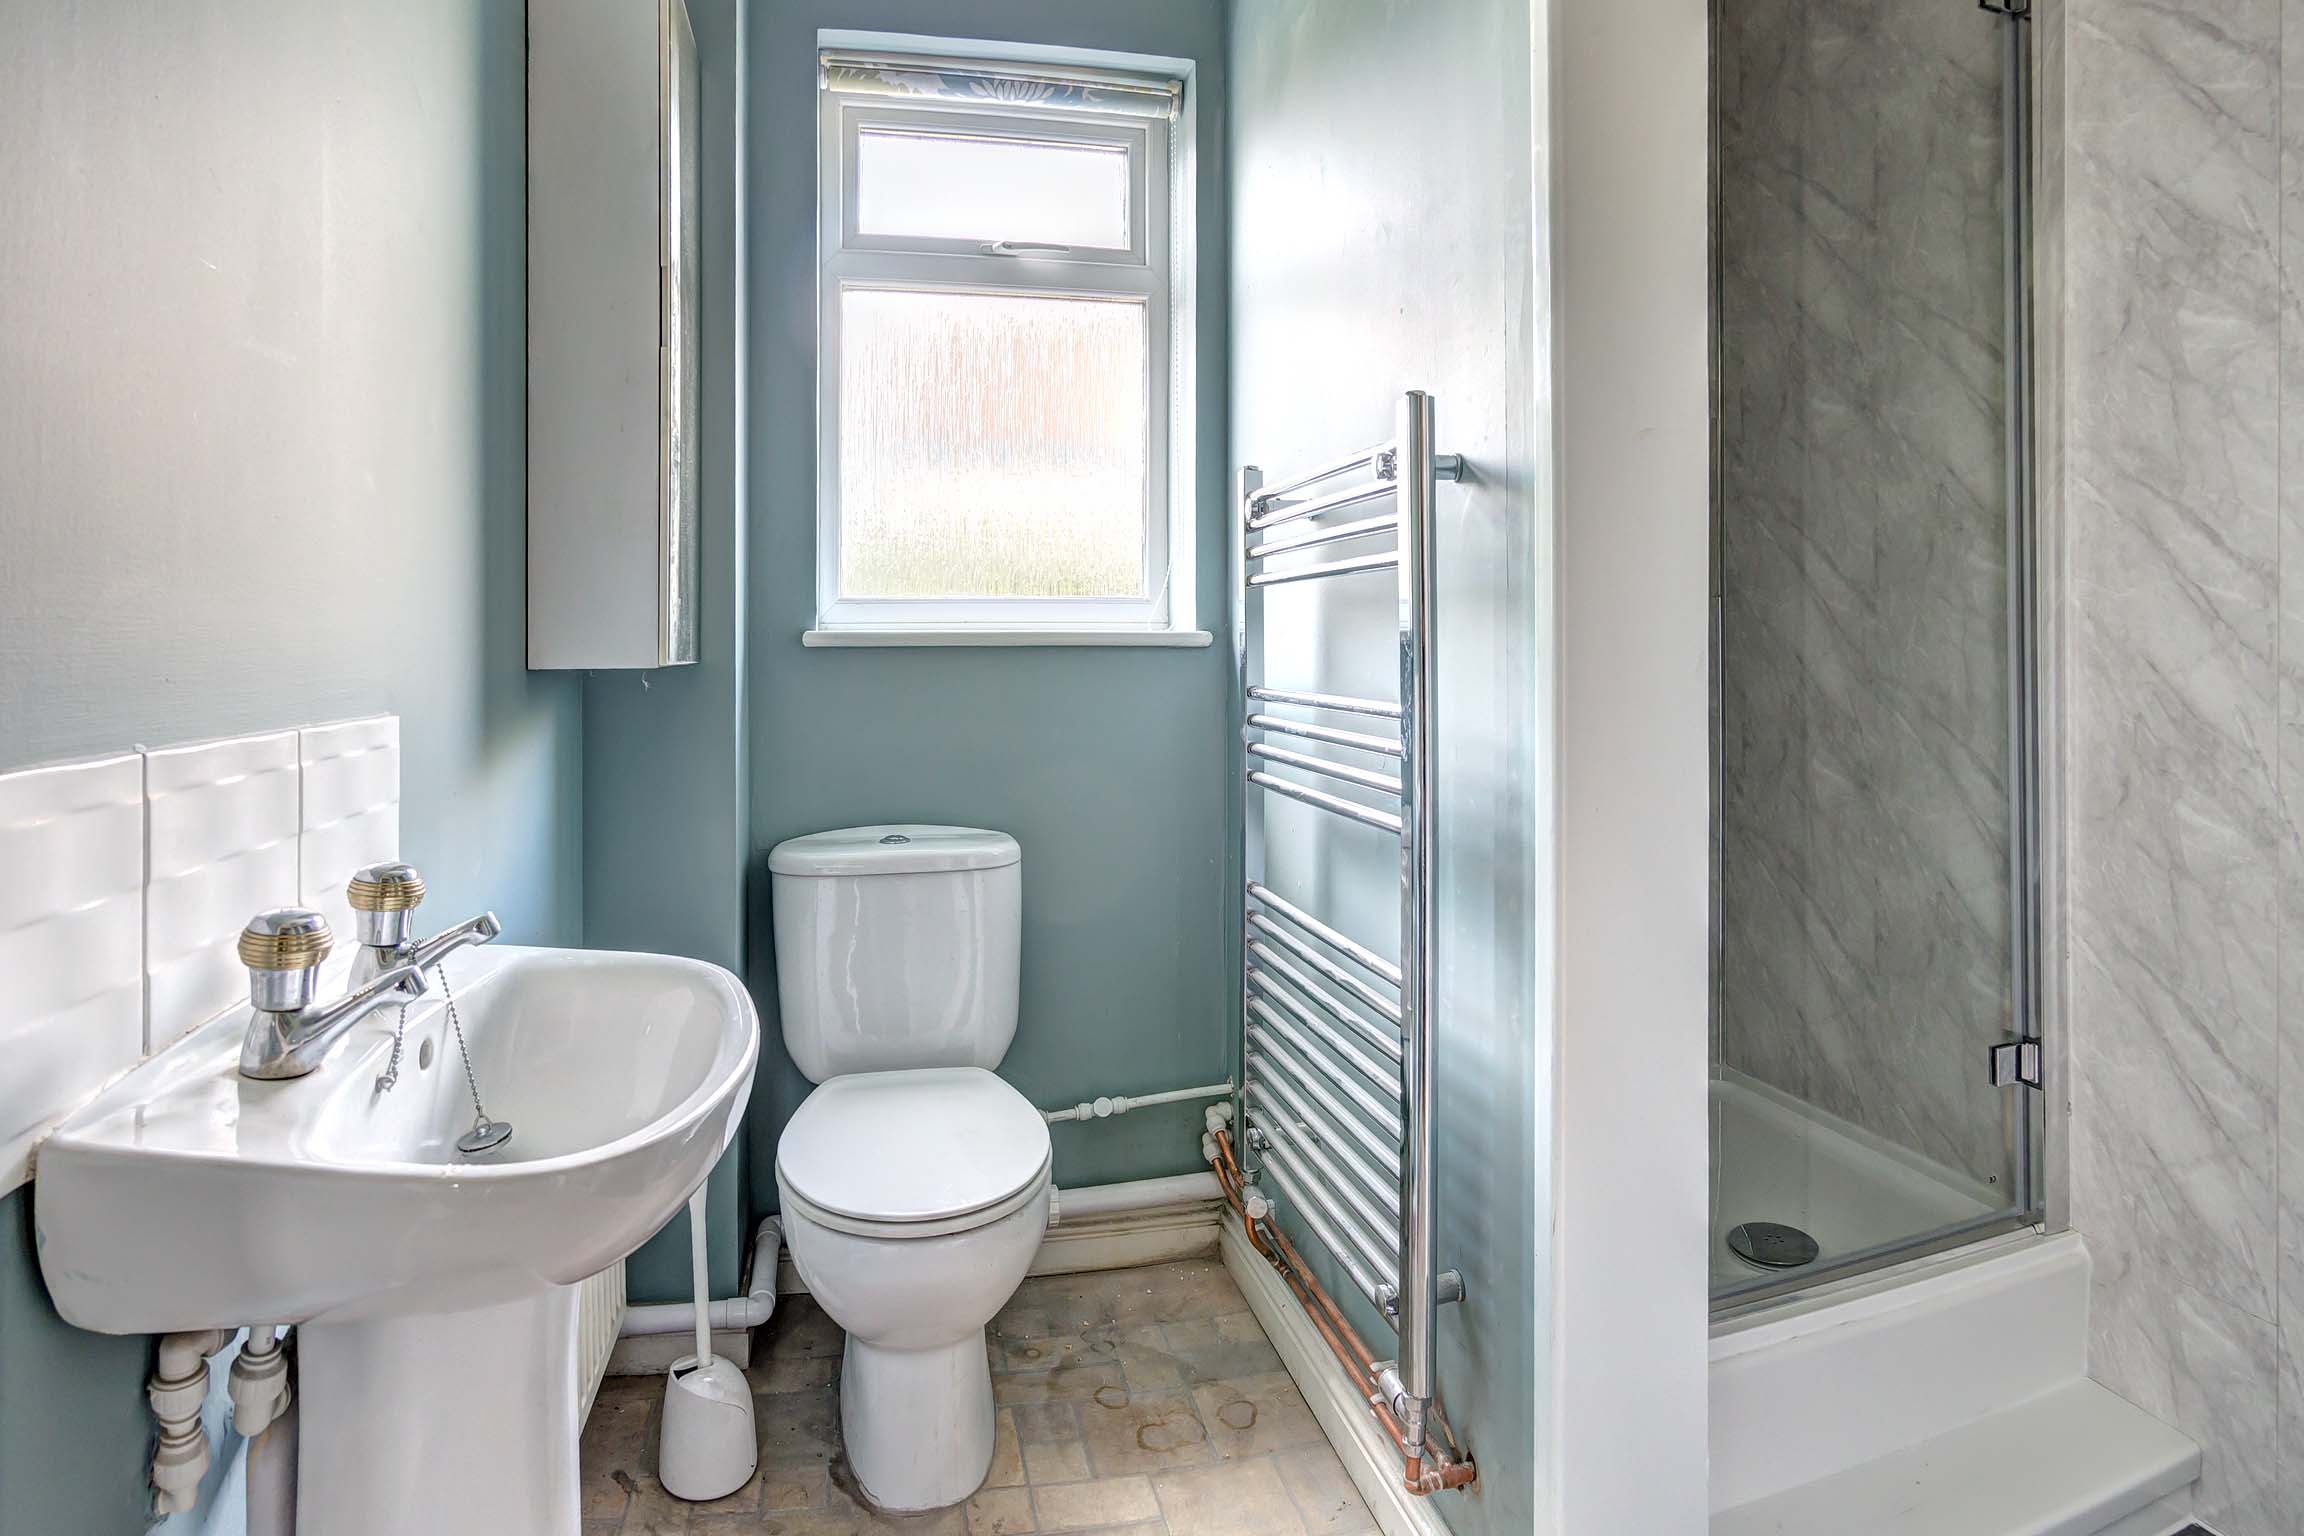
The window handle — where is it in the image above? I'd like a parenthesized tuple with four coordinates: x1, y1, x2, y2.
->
(980, 240, 1073, 257)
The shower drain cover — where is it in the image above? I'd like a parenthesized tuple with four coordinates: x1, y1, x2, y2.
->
(1726, 1221, 1820, 1271)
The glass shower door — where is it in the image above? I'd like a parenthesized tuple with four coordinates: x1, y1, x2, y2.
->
(1710, 0, 2038, 1305)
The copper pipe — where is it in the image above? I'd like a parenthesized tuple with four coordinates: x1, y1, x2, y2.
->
(1222, 1136, 1474, 1494)
(1263, 1219, 1446, 1490)
(1268, 1222, 1381, 1379)
(1208, 1130, 1476, 1493)
(1220, 1132, 1378, 1377)
(1224, 1179, 1393, 1423)
(1210, 1133, 1279, 1262)
(1211, 1134, 1401, 1443)
(1241, 1163, 1384, 1385)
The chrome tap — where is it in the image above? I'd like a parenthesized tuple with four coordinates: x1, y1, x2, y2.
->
(341, 862, 515, 1151)
(237, 908, 428, 1080)
(344, 862, 503, 987)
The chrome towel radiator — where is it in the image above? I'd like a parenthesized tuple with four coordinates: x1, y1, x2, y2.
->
(1234, 390, 1467, 1484)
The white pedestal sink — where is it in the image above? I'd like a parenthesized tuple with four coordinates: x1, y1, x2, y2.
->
(35, 945, 759, 1536)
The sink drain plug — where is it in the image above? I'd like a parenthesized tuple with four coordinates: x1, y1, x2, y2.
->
(457, 1117, 515, 1155)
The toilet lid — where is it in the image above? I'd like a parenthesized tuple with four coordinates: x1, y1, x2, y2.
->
(777, 1067, 1052, 1225)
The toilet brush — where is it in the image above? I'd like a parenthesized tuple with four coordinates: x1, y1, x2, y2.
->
(658, 1185, 758, 1501)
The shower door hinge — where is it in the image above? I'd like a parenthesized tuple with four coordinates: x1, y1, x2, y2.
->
(1978, 0, 2031, 18)
(1987, 1037, 2043, 1090)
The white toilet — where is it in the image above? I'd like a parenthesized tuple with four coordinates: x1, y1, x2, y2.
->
(768, 824, 1051, 1513)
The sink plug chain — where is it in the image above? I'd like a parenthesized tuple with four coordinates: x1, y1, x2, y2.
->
(439, 965, 512, 1153)
(371, 963, 514, 1155)
(375, 1007, 413, 1093)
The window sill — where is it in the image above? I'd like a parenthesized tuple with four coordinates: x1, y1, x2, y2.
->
(802, 627, 1214, 649)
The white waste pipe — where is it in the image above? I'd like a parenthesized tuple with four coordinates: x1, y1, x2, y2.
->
(229, 1324, 292, 1440)
(149, 1328, 231, 1515)
(156, 1329, 231, 1384)
(620, 1216, 782, 1337)
(1044, 1079, 1233, 1124)
(1047, 1172, 1225, 1228)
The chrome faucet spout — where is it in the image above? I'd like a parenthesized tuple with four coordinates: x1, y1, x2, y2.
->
(343, 860, 503, 986)
(234, 877, 502, 1081)
(240, 957, 428, 1081)
(404, 912, 504, 976)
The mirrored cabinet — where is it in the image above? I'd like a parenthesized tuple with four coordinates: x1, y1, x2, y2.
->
(528, 0, 700, 669)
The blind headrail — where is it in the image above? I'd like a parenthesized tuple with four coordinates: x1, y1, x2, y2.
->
(819, 51, 1181, 120)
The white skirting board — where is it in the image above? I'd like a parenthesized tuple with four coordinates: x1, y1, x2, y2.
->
(1030, 1197, 1223, 1275)
(1217, 1222, 1453, 1536)
(766, 1197, 1225, 1295)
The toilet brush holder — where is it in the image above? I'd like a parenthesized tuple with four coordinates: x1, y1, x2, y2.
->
(660, 1352, 756, 1500)
(659, 1184, 756, 1502)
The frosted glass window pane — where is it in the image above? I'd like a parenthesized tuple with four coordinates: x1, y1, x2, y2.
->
(854, 128, 1130, 249)
(839, 288, 1149, 599)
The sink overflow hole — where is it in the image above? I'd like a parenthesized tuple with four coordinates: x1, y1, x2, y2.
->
(417, 1038, 434, 1071)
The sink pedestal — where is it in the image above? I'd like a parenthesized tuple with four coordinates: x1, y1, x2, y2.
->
(299, 1285, 584, 1536)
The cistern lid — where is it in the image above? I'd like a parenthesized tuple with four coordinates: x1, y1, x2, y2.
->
(767, 824, 1019, 878)
(777, 1067, 1050, 1225)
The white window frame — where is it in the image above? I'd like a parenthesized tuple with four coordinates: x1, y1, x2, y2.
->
(812, 60, 1198, 644)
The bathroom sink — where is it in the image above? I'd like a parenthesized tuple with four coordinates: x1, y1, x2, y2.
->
(34, 944, 759, 1536)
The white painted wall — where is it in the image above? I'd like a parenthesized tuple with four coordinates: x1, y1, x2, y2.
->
(1546, 0, 1715, 1528)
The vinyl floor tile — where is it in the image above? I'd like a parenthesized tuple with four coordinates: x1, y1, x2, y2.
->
(584, 1260, 1365, 1536)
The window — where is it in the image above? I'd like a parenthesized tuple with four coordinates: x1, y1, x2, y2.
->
(814, 51, 1194, 642)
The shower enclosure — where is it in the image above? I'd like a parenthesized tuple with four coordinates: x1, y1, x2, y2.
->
(1711, 0, 2039, 1306)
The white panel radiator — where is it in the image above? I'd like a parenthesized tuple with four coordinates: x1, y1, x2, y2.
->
(578, 1259, 627, 1419)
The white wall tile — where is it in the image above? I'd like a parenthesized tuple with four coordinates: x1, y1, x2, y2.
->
(0, 753, 144, 1194)
(298, 715, 400, 991)
(144, 730, 301, 1052)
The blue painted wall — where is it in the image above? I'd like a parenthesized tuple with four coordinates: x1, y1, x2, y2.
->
(0, 1193, 150, 1535)
(734, 0, 1234, 1212)
(0, 3, 577, 1528)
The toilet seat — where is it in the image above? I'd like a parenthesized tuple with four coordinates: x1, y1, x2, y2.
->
(776, 1067, 1052, 1240)
(777, 1164, 1050, 1240)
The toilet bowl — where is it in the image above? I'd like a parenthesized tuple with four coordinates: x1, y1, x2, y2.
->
(769, 826, 1040, 1511)
(776, 1066, 1052, 1511)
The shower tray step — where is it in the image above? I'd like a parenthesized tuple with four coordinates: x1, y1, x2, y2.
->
(1711, 1379, 2198, 1536)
